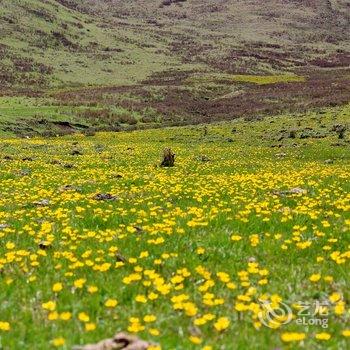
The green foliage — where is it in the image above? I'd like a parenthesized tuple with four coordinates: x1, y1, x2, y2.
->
(0, 105, 349, 349)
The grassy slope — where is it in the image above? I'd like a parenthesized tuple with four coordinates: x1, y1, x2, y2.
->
(63, 0, 350, 65)
(1, 0, 349, 90)
(0, 105, 349, 349)
(0, 0, 191, 89)
(0, 0, 349, 136)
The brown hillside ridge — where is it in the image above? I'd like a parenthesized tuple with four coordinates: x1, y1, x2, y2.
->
(0, 0, 349, 134)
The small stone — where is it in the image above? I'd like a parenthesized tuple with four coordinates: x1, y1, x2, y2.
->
(288, 130, 297, 138)
(33, 199, 50, 206)
(38, 241, 51, 250)
(272, 188, 307, 196)
(60, 185, 81, 192)
(63, 163, 75, 169)
(276, 153, 287, 158)
(115, 253, 127, 263)
(197, 155, 211, 162)
(93, 193, 118, 201)
(73, 332, 155, 350)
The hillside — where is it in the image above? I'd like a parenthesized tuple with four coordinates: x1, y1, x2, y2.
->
(0, 0, 181, 88)
(0, 3, 350, 349)
(0, 0, 349, 135)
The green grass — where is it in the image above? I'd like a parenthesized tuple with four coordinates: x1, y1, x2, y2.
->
(0, 96, 163, 136)
(0, 96, 80, 135)
(230, 74, 305, 84)
(0, 105, 349, 349)
(0, 0, 198, 88)
(1, 0, 348, 91)
(187, 73, 306, 86)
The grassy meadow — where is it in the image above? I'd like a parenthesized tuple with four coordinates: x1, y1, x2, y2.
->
(0, 1, 349, 349)
(0, 104, 349, 349)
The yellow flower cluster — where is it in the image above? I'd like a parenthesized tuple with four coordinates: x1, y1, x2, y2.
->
(0, 108, 349, 348)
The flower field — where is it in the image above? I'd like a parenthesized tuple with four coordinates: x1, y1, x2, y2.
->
(0, 105, 349, 349)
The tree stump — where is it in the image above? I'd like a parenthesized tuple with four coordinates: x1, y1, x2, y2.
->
(160, 148, 175, 167)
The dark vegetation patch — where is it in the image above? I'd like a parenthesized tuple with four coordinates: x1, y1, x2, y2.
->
(26, 7, 56, 22)
(0, 118, 90, 138)
(51, 31, 80, 50)
(0, 45, 53, 88)
(310, 52, 350, 68)
(55, 0, 81, 11)
(50, 67, 350, 131)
